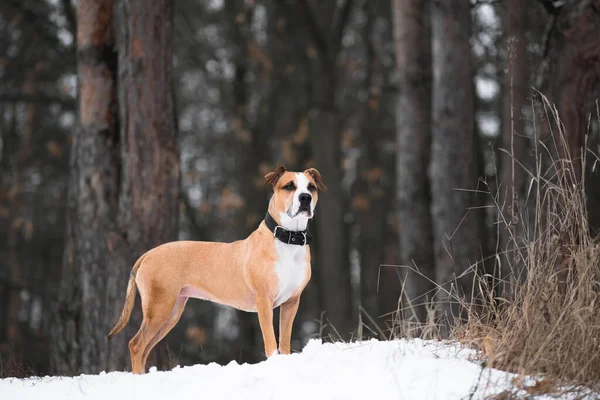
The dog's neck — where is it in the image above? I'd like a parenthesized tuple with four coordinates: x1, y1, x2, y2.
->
(268, 200, 309, 232)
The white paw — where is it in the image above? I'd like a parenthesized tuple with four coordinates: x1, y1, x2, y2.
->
(267, 350, 279, 358)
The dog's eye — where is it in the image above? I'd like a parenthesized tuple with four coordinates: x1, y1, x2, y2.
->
(283, 183, 295, 191)
(307, 183, 317, 192)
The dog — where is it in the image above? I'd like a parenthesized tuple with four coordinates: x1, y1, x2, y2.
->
(107, 166, 326, 374)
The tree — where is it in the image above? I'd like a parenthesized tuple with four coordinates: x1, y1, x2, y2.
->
(540, 0, 600, 183)
(392, 0, 434, 324)
(52, 0, 119, 374)
(351, 0, 397, 333)
(430, 0, 482, 328)
(279, 0, 355, 337)
(114, 0, 180, 370)
(535, 0, 600, 283)
(52, 0, 179, 374)
(0, 0, 74, 376)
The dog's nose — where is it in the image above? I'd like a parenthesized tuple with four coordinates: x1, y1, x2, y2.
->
(299, 193, 312, 204)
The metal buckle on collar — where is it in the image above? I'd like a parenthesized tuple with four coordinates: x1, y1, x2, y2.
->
(301, 232, 307, 245)
(273, 226, 284, 238)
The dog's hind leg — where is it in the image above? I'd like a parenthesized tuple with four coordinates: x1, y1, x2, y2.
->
(141, 296, 188, 370)
(129, 290, 178, 374)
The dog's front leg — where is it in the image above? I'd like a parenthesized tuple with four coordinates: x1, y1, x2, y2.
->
(278, 296, 300, 354)
(256, 295, 278, 357)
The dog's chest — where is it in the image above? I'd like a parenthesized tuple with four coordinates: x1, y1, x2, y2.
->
(273, 241, 308, 307)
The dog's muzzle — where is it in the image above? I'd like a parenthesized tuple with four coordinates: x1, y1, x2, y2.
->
(298, 193, 312, 214)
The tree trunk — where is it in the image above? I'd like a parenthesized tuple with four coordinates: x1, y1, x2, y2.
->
(114, 0, 179, 371)
(308, 107, 353, 337)
(52, 0, 120, 375)
(280, 0, 355, 338)
(431, 0, 482, 329)
(538, 0, 600, 285)
(543, 0, 600, 183)
(499, 0, 528, 296)
(52, 0, 179, 374)
(392, 0, 435, 324)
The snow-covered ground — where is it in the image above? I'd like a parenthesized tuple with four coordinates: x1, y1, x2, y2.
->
(0, 339, 569, 399)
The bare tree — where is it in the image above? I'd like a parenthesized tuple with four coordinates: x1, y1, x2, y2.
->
(53, 0, 179, 374)
(392, 0, 434, 324)
(540, 0, 600, 182)
(430, 0, 482, 328)
(52, 0, 120, 374)
(113, 0, 179, 371)
(280, 0, 355, 337)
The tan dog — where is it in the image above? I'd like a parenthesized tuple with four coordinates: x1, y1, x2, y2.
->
(107, 166, 326, 374)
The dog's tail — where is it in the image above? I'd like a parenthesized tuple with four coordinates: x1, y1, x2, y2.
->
(107, 253, 147, 340)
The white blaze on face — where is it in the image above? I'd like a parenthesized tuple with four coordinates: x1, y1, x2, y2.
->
(278, 172, 313, 232)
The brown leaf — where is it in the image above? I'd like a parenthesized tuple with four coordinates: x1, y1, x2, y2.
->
(306, 46, 318, 59)
(342, 128, 354, 148)
(276, 18, 287, 31)
(293, 118, 309, 144)
(47, 140, 64, 158)
(236, 129, 252, 144)
(246, 213, 260, 229)
(352, 195, 370, 211)
(282, 140, 296, 165)
(258, 162, 273, 176)
(219, 187, 245, 211)
(7, 185, 20, 199)
(364, 168, 384, 182)
(12, 217, 23, 229)
(248, 42, 273, 70)
(369, 86, 381, 96)
(481, 336, 496, 368)
(523, 378, 557, 395)
(23, 219, 34, 240)
(368, 98, 379, 111)
(186, 325, 206, 345)
(199, 202, 211, 215)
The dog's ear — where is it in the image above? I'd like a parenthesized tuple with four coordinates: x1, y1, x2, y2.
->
(264, 166, 287, 187)
(304, 168, 328, 191)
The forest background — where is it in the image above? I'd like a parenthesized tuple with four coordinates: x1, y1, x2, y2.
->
(0, 0, 599, 378)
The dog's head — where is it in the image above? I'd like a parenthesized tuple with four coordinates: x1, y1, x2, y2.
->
(265, 166, 327, 229)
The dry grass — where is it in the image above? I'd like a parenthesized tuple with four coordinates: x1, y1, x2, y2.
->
(462, 96, 600, 393)
(392, 95, 600, 395)
(466, 96, 600, 395)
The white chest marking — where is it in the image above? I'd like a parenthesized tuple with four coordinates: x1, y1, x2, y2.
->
(273, 240, 308, 308)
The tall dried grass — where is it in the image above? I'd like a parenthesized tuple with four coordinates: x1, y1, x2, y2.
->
(392, 95, 600, 394)
(464, 95, 600, 393)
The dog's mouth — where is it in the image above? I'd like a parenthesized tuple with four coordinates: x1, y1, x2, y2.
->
(290, 207, 312, 218)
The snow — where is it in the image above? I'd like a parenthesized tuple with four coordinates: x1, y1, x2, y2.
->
(0, 339, 564, 399)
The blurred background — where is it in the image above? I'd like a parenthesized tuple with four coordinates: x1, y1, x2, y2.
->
(0, 0, 599, 377)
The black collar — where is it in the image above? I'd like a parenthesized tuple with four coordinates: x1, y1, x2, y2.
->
(264, 212, 312, 246)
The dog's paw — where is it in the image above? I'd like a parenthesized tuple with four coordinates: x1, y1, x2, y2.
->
(267, 349, 279, 358)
